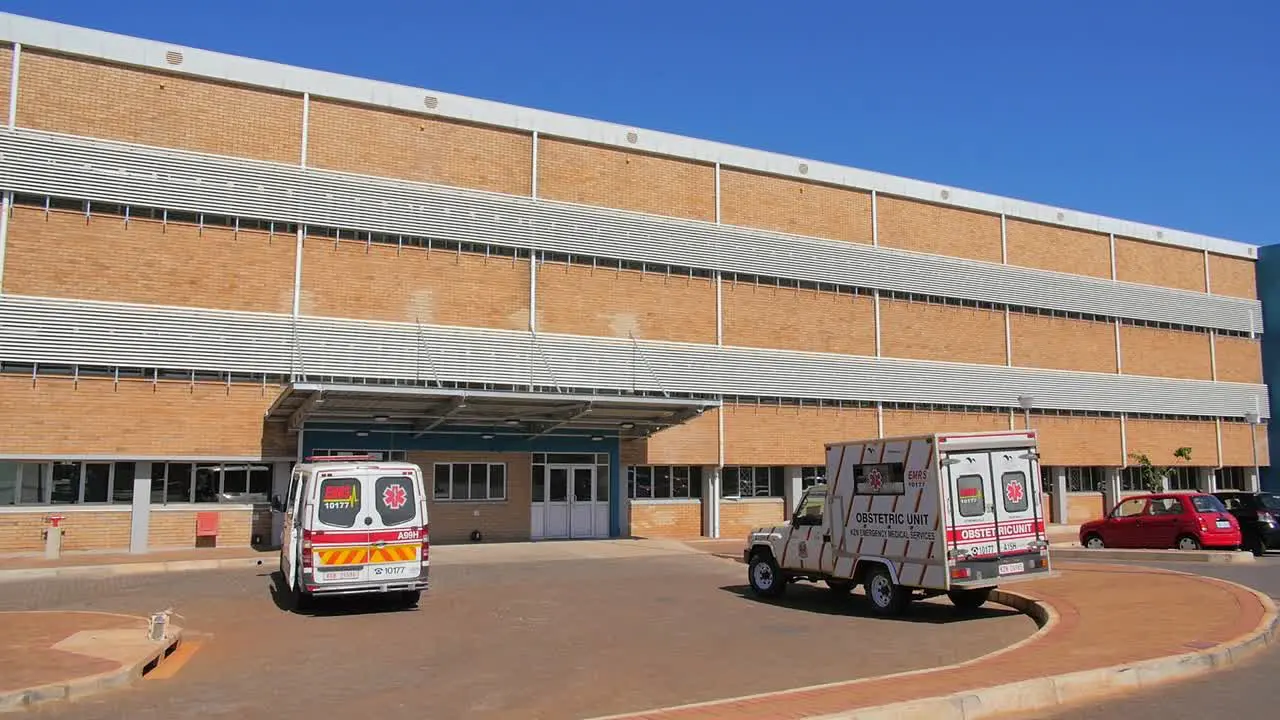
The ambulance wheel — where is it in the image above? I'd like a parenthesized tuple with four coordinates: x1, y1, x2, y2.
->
(948, 588, 992, 613)
(748, 552, 786, 598)
(864, 565, 909, 616)
(399, 590, 421, 608)
(290, 578, 314, 613)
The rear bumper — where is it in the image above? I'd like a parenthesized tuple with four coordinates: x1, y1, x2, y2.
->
(1200, 532, 1242, 549)
(305, 566, 429, 596)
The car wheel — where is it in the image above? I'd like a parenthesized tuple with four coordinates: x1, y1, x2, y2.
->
(1246, 535, 1266, 557)
(1177, 535, 1202, 551)
(748, 552, 786, 598)
(948, 587, 993, 613)
(863, 564, 909, 616)
(1083, 533, 1105, 550)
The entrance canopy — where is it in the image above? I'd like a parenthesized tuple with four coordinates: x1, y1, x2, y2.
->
(266, 382, 717, 439)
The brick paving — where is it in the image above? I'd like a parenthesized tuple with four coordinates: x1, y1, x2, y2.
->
(0, 611, 147, 693)
(598, 562, 1267, 720)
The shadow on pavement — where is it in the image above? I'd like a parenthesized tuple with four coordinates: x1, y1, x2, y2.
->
(719, 583, 1020, 624)
(265, 571, 419, 618)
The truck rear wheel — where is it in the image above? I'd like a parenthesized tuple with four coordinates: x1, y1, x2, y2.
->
(748, 552, 786, 598)
(863, 564, 909, 616)
(947, 587, 992, 613)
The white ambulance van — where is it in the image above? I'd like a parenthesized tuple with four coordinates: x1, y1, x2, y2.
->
(272, 455, 430, 611)
(743, 430, 1053, 616)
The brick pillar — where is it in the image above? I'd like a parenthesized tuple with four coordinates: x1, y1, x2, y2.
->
(702, 466, 721, 539)
(1101, 468, 1122, 516)
(1049, 467, 1068, 525)
(783, 466, 804, 514)
(128, 461, 153, 554)
(1196, 467, 1216, 494)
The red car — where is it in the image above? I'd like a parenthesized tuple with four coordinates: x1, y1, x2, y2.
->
(1079, 493, 1241, 551)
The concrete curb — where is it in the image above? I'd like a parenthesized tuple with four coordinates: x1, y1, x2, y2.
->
(0, 625, 184, 713)
(0, 556, 268, 583)
(1051, 547, 1256, 564)
(808, 576, 1278, 720)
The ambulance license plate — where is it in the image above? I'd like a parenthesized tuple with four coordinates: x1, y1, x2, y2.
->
(998, 561, 1024, 576)
(321, 569, 361, 581)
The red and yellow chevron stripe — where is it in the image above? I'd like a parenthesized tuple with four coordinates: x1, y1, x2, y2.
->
(315, 547, 369, 566)
(369, 544, 418, 564)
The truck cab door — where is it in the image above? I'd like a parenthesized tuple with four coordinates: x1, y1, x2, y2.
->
(784, 486, 828, 572)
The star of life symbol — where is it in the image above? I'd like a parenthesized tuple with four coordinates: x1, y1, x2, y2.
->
(867, 468, 884, 492)
(382, 484, 408, 510)
(1005, 476, 1025, 504)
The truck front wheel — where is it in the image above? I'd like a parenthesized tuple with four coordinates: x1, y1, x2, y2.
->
(748, 552, 786, 598)
(863, 564, 909, 616)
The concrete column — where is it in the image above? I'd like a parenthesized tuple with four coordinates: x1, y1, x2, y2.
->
(1049, 467, 1068, 525)
(620, 465, 633, 537)
(783, 465, 804, 514)
(270, 461, 292, 548)
(1101, 468, 1122, 516)
(128, 462, 153, 554)
(702, 466, 721, 539)
(1246, 466, 1261, 493)
(1196, 467, 1216, 494)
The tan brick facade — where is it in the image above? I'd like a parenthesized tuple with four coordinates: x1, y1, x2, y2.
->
(1214, 335, 1263, 384)
(19, 51, 302, 163)
(412, 452, 532, 544)
(1033, 416, 1123, 466)
(719, 499, 786, 538)
(0, 510, 131, 554)
(882, 409, 1010, 437)
(1115, 237, 1206, 293)
(1010, 313, 1117, 373)
(629, 501, 702, 539)
(299, 239, 529, 329)
(621, 410, 719, 466)
(722, 405, 878, 465)
(3, 208, 295, 313)
(879, 299, 1006, 365)
(1208, 253, 1257, 299)
(536, 138, 715, 221)
(1065, 495, 1105, 525)
(1005, 218, 1113, 278)
(536, 263, 717, 343)
(0, 45, 11, 126)
(148, 508, 254, 549)
(0, 376, 292, 458)
(718, 168, 872, 243)
(1120, 326, 1213, 380)
(876, 196, 1002, 263)
(1125, 419, 1219, 466)
(1220, 422, 1270, 466)
(307, 99, 532, 196)
(722, 284, 875, 356)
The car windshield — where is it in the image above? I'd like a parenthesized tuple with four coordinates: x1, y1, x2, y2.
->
(1190, 495, 1227, 513)
(1259, 494, 1280, 510)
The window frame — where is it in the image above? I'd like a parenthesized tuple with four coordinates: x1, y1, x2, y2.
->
(432, 462, 508, 502)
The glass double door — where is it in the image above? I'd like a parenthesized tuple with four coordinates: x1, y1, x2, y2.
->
(532, 464, 608, 539)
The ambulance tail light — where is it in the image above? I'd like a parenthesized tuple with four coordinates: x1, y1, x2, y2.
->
(301, 529, 314, 571)
(951, 567, 972, 580)
(421, 523, 430, 563)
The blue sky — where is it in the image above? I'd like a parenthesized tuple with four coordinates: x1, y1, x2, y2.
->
(3, 0, 1276, 244)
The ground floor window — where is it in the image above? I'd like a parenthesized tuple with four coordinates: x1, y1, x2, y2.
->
(0, 460, 274, 506)
(0, 462, 49, 505)
(800, 466, 825, 489)
(152, 462, 273, 504)
(1217, 466, 1246, 490)
(432, 463, 507, 501)
(1065, 466, 1106, 493)
(628, 466, 703, 499)
(722, 466, 785, 498)
(1121, 465, 1197, 492)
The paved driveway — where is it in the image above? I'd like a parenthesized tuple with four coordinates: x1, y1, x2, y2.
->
(1, 548, 1034, 720)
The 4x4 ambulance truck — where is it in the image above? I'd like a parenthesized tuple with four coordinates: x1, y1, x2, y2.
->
(744, 430, 1052, 616)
